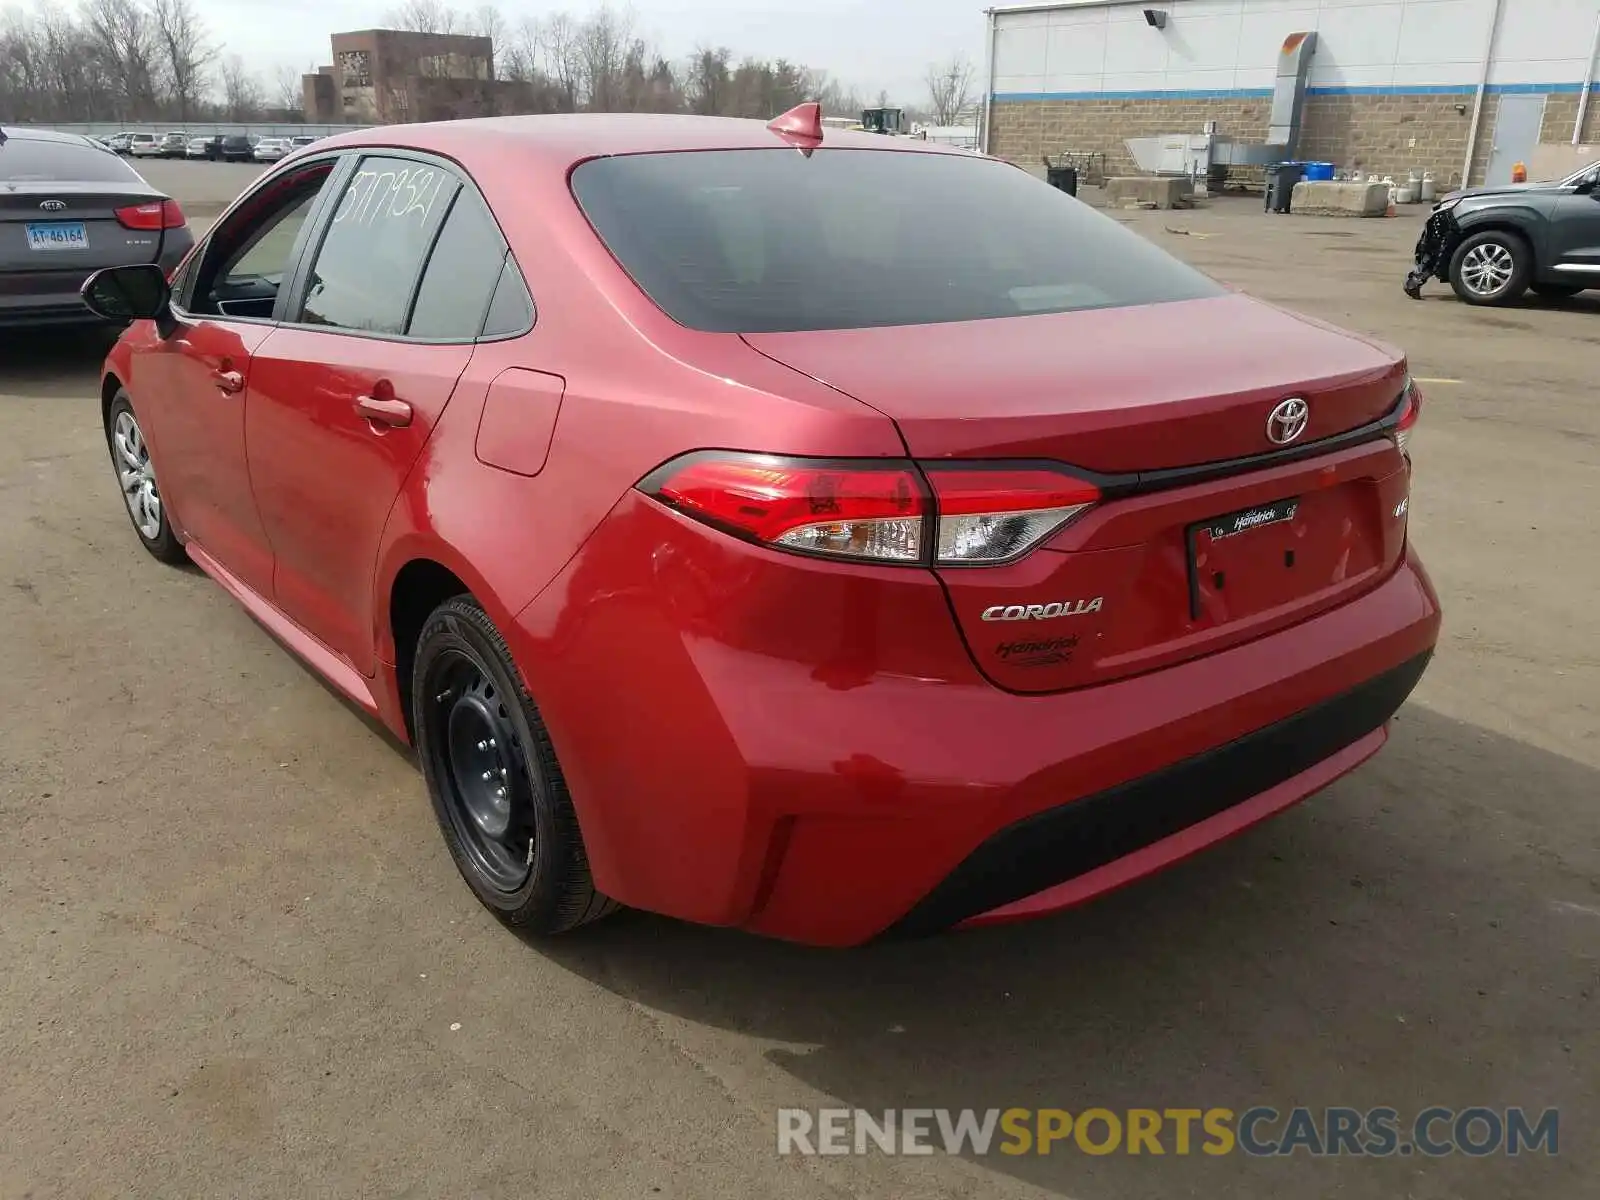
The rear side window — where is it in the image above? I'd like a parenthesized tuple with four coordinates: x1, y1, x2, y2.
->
(407, 187, 508, 340)
(0, 137, 143, 183)
(571, 149, 1222, 333)
(481, 258, 535, 337)
(297, 155, 456, 335)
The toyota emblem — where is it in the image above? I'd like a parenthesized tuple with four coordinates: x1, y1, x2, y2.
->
(38, 199, 67, 212)
(1266, 397, 1310, 445)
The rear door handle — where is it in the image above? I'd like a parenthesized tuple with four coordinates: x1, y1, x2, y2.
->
(356, 394, 413, 428)
(213, 369, 244, 395)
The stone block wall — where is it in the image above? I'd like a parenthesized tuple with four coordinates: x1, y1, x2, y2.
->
(990, 86, 1600, 189)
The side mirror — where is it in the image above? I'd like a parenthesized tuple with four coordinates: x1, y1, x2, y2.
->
(81, 264, 173, 331)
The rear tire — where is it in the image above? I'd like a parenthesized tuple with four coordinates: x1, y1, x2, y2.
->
(412, 595, 617, 934)
(1448, 230, 1532, 305)
(1531, 282, 1585, 299)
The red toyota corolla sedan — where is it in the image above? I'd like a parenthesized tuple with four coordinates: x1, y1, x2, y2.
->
(82, 108, 1440, 946)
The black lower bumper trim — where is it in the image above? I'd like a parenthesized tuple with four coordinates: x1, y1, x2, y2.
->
(887, 652, 1432, 938)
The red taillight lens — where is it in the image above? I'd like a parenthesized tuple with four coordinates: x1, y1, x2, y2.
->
(114, 199, 186, 230)
(923, 467, 1099, 565)
(648, 454, 926, 563)
(1394, 377, 1422, 458)
(642, 454, 1100, 566)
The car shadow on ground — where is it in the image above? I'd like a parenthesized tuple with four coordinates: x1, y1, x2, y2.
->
(0, 326, 118, 398)
(534, 705, 1598, 1199)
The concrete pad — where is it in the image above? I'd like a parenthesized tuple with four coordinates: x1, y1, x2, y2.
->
(1291, 180, 1391, 217)
(1104, 175, 1194, 209)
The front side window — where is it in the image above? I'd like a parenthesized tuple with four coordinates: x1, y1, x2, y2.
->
(186, 161, 337, 320)
(571, 148, 1223, 333)
(296, 155, 457, 335)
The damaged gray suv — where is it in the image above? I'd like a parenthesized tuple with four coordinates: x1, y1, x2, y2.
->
(1405, 161, 1600, 305)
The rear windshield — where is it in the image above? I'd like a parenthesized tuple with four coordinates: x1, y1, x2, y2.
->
(0, 138, 144, 184)
(571, 148, 1222, 333)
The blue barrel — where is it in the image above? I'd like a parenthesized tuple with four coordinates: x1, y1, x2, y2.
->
(1304, 162, 1335, 181)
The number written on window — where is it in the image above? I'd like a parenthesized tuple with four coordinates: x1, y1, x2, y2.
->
(300, 156, 457, 335)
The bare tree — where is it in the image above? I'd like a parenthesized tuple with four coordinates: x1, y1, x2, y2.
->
(272, 64, 305, 115)
(806, 69, 865, 120)
(470, 3, 505, 45)
(151, 0, 214, 120)
(218, 53, 262, 119)
(80, 0, 163, 118)
(540, 11, 582, 111)
(685, 45, 731, 115)
(576, 4, 632, 111)
(924, 54, 974, 126)
(387, 0, 462, 35)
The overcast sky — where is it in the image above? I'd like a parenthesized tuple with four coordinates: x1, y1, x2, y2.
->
(213, 0, 990, 105)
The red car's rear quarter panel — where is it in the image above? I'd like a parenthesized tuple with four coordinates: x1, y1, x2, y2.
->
(369, 133, 908, 679)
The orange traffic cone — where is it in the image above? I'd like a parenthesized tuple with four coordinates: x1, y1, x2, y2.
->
(1511, 160, 1528, 183)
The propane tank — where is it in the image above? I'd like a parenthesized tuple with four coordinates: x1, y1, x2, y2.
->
(1420, 171, 1437, 202)
(1384, 175, 1397, 203)
(1397, 181, 1416, 204)
(1407, 169, 1423, 201)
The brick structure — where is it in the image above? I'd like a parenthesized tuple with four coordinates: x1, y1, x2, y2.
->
(302, 29, 498, 125)
(992, 88, 1600, 190)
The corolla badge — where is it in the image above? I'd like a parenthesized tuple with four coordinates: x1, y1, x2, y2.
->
(981, 598, 1103, 622)
(1266, 397, 1310, 445)
(38, 199, 67, 211)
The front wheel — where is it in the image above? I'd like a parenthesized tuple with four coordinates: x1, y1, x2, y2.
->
(1449, 231, 1532, 305)
(412, 596, 617, 934)
(105, 390, 186, 564)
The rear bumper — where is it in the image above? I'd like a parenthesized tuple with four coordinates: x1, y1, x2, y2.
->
(0, 231, 193, 328)
(891, 651, 1427, 936)
(514, 516, 1441, 946)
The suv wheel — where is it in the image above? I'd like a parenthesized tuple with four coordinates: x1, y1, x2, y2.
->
(1449, 231, 1531, 305)
(412, 596, 618, 934)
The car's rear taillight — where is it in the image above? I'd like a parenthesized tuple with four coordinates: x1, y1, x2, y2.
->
(1393, 377, 1422, 459)
(640, 453, 1098, 567)
(646, 454, 926, 563)
(923, 467, 1099, 565)
(114, 199, 186, 230)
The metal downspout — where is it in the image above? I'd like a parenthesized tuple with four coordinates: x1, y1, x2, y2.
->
(1460, 0, 1506, 187)
(1575, 8, 1600, 145)
(981, 7, 999, 155)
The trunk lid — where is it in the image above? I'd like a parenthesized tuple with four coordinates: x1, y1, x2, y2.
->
(742, 293, 1405, 472)
(0, 182, 169, 275)
(744, 293, 1412, 694)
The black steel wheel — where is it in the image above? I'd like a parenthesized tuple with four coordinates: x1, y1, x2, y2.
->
(412, 595, 617, 933)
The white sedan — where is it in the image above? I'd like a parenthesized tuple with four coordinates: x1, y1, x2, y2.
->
(252, 138, 289, 162)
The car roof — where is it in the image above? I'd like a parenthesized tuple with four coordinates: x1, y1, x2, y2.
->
(0, 126, 101, 147)
(311, 112, 969, 172)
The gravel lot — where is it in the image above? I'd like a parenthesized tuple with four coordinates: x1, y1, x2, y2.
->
(1, 166, 1595, 1199)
